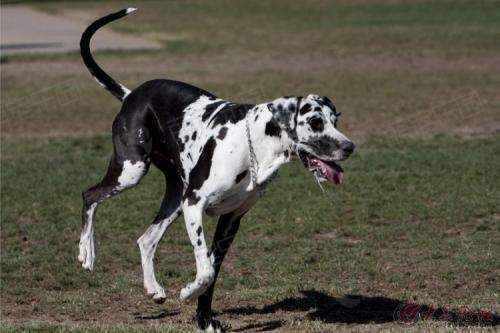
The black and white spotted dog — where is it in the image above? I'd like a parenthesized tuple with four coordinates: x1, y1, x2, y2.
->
(78, 8, 355, 332)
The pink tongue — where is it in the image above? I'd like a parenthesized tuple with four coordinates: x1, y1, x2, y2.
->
(315, 159, 344, 185)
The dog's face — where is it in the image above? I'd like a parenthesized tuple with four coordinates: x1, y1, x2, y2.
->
(293, 95, 354, 185)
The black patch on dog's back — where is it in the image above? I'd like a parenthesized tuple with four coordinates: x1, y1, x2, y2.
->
(265, 120, 281, 137)
(209, 103, 253, 128)
(235, 170, 248, 183)
(184, 137, 217, 205)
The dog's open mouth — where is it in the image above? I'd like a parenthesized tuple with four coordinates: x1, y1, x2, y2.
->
(298, 150, 344, 185)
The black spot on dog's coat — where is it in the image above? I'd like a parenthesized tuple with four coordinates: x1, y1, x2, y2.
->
(209, 103, 253, 128)
(284, 150, 289, 158)
(197, 239, 202, 246)
(196, 226, 202, 236)
(217, 126, 228, 140)
(299, 103, 312, 115)
(187, 193, 200, 205)
(265, 120, 281, 137)
(235, 170, 248, 183)
(184, 137, 217, 205)
(192, 131, 197, 140)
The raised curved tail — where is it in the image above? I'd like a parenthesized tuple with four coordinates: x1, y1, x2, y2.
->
(80, 8, 137, 102)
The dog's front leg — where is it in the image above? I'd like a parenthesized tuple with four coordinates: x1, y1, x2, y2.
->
(180, 201, 215, 303)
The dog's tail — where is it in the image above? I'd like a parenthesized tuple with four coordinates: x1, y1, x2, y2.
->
(80, 8, 137, 102)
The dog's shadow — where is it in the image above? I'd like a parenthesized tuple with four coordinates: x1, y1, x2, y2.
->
(223, 289, 499, 331)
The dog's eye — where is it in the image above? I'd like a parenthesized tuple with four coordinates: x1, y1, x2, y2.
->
(309, 117, 324, 132)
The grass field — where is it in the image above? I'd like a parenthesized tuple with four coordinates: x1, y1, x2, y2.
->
(1, 1, 499, 332)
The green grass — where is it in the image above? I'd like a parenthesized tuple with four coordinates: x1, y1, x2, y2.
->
(1, 135, 499, 331)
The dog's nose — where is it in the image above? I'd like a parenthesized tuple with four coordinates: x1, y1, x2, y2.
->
(340, 141, 355, 155)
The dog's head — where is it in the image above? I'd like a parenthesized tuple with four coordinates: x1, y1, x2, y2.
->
(268, 94, 354, 184)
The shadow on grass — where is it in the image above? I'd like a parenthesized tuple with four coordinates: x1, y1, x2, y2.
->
(224, 290, 499, 331)
(135, 310, 181, 320)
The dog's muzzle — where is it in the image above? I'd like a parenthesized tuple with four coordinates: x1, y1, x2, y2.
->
(297, 140, 355, 185)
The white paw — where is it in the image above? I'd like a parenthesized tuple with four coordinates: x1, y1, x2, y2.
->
(145, 282, 166, 304)
(152, 291, 166, 304)
(179, 274, 214, 303)
(78, 234, 96, 271)
(205, 323, 222, 333)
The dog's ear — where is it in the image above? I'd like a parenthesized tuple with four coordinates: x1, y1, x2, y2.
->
(268, 104, 289, 127)
(267, 103, 276, 114)
(267, 99, 301, 141)
(321, 96, 336, 112)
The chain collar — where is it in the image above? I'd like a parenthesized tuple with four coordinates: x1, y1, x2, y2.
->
(245, 110, 263, 195)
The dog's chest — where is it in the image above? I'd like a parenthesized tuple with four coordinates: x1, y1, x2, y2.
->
(205, 173, 255, 215)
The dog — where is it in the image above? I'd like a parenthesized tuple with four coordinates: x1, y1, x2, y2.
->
(78, 8, 355, 332)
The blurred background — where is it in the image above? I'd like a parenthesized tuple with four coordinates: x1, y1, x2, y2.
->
(1, 1, 499, 332)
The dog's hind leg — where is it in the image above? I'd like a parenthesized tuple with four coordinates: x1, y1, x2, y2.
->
(79, 120, 151, 270)
(137, 170, 183, 304)
(196, 212, 244, 332)
(79, 153, 149, 270)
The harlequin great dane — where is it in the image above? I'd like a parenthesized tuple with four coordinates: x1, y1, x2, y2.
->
(78, 8, 355, 332)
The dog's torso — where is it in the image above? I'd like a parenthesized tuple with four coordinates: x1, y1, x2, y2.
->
(120, 80, 291, 216)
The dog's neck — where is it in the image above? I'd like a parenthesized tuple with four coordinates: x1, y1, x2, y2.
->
(267, 96, 302, 142)
(245, 97, 301, 188)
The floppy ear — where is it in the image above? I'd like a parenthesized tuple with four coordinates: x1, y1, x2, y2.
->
(266, 103, 276, 113)
(321, 96, 337, 112)
(267, 99, 301, 141)
(267, 102, 291, 128)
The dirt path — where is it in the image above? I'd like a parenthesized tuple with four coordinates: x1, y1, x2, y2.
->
(0, 5, 162, 55)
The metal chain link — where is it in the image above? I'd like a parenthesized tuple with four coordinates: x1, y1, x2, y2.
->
(245, 110, 261, 194)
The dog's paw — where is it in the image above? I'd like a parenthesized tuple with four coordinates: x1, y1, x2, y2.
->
(145, 284, 166, 304)
(179, 280, 210, 303)
(204, 320, 224, 333)
(180, 270, 215, 302)
(78, 234, 96, 270)
(198, 318, 226, 333)
(179, 283, 198, 303)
